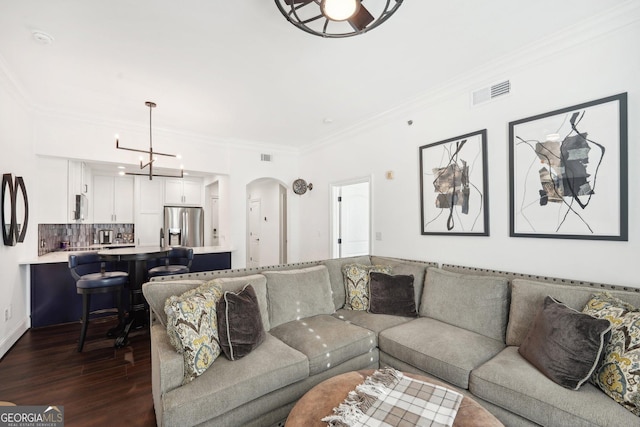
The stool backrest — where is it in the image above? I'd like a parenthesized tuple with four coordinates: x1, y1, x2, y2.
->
(69, 252, 120, 280)
(166, 247, 194, 268)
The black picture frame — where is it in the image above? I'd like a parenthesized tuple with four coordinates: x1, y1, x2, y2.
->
(419, 129, 489, 236)
(509, 93, 628, 240)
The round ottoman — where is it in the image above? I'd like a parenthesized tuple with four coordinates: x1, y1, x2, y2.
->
(285, 369, 503, 427)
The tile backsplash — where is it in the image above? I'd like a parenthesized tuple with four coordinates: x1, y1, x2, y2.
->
(38, 223, 135, 256)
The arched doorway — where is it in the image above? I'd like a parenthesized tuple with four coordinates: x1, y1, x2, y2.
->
(246, 178, 288, 268)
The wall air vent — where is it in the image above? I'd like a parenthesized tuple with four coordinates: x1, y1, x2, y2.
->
(472, 80, 511, 106)
(260, 154, 272, 162)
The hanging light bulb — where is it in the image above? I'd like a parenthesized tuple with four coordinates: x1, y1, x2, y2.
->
(320, 0, 360, 21)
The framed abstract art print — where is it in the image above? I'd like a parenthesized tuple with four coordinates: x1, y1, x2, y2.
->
(419, 129, 489, 236)
(509, 93, 627, 240)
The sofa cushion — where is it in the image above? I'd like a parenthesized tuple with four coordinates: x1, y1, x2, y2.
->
(370, 256, 431, 310)
(506, 279, 640, 347)
(324, 256, 372, 309)
(264, 266, 335, 329)
(164, 284, 224, 383)
(217, 284, 266, 361)
(583, 292, 640, 416)
(270, 314, 376, 376)
(333, 309, 416, 335)
(343, 264, 392, 311)
(162, 333, 309, 427)
(518, 296, 612, 390)
(368, 272, 418, 317)
(470, 346, 640, 426)
(420, 268, 509, 342)
(379, 317, 505, 389)
(143, 279, 205, 326)
(209, 274, 270, 331)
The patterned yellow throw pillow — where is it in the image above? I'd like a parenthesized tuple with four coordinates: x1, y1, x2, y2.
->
(342, 264, 392, 310)
(582, 292, 640, 416)
(165, 283, 223, 384)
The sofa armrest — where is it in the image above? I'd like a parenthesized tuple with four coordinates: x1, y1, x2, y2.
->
(151, 323, 184, 396)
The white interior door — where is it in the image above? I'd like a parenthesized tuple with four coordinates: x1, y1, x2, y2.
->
(332, 180, 370, 258)
(248, 199, 261, 268)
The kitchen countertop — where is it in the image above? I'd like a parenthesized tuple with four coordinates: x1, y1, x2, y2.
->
(20, 246, 234, 265)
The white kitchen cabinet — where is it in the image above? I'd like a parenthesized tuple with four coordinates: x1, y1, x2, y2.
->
(164, 177, 203, 206)
(134, 176, 164, 246)
(93, 175, 134, 223)
(36, 156, 68, 224)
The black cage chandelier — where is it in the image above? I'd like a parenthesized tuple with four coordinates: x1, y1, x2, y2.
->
(116, 101, 184, 180)
(275, 0, 404, 38)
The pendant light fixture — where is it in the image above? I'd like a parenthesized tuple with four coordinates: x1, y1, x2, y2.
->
(275, 0, 403, 38)
(115, 101, 184, 180)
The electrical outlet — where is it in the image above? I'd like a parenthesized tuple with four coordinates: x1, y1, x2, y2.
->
(4, 308, 8, 322)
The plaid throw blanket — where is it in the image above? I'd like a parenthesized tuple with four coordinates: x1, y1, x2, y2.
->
(322, 368, 463, 427)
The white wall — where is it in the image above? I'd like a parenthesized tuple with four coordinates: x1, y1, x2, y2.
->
(0, 68, 36, 357)
(298, 10, 640, 288)
(227, 148, 301, 268)
(35, 156, 68, 223)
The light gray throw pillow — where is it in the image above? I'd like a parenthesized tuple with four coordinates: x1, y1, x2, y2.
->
(420, 267, 509, 342)
(264, 265, 335, 328)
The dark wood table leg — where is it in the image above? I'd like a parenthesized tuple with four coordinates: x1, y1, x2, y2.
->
(114, 259, 149, 348)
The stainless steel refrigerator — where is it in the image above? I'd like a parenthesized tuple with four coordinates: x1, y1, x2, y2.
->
(164, 206, 204, 247)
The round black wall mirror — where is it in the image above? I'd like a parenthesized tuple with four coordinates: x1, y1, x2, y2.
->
(1, 173, 29, 246)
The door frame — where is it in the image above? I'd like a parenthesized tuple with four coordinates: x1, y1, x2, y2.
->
(329, 176, 372, 259)
(247, 198, 261, 268)
(279, 184, 288, 264)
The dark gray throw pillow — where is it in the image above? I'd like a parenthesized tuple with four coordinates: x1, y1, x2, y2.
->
(217, 284, 266, 361)
(518, 296, 612, 390)
(368, 272, 418, 317)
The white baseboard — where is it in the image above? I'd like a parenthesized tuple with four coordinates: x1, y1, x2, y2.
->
(0, 318, 29, 359)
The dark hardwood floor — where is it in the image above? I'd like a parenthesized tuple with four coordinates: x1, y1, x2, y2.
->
(0, 317, 156, 426)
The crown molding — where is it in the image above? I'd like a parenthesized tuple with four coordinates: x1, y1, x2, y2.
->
(302, 0, 640, 154)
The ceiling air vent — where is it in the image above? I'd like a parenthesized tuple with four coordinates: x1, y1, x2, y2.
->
(472, 80, 511, 106)
(260, 153, 272, 162)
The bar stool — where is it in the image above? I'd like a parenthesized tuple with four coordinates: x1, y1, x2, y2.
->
(68, 252, 128, 352)
(147, 247, 193, 278)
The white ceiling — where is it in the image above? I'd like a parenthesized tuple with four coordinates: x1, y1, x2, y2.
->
(0, 0, 627, 149)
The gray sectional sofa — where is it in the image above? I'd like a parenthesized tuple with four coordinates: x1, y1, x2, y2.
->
(142, 256, 640, 427)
